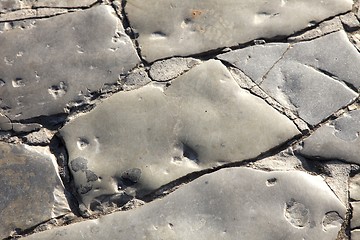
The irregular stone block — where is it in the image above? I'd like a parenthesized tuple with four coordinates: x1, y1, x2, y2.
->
(149, 57, 201, 81)
(218, 43, 289, 84)
(352, 202, 360, 229)
(125, 0, 352, 62)
(300, 110, 360, 164)
(0, 8, 69, 22)
(0, 5, 140, 121)
(350, 174, 360, 201)
(0, 142, 70, 239)
(22, 167, 345, 240)
(59, 60, 300, 209)
(353, 229, 360, 240)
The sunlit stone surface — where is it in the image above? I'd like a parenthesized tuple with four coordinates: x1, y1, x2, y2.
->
(0, 142, 70, 239)
(22, 167, 345, 240)
(60, 60, 299, 209)
(125, 0, 352, 61)
(0, 5, 140, 121)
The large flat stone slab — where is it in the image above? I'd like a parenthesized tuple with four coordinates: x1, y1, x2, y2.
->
(125, 0, 352, 62)
(59, 60, 300, 209)
(300, 110, 360, 164)
(0, 142, 70, 239)
(22, 167, 345, 240)
(219, 31, 360, 125)
(0, 5, 140, 121)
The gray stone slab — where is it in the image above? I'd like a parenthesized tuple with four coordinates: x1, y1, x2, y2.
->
(0, 0, 96, 12)
(260, 60, 357, 125)
(353, 229, 360, 240)
(300, 110, 360, 164)
(0, 142, 70, 239)
(22, 167, 345, 240)
(0, 5, 140, 121)
(352, 202, 360, 229)
(125, 0, 352, 62)
(350, 174, 360, 201)
(283, 31, 360, 90)
(217, 43, 289, 84)
(59, 60, 300, 210)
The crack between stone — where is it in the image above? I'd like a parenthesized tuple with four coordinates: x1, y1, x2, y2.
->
(303, 64, 359, 93)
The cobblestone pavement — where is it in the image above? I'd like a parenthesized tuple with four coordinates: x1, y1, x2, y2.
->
(1, 0, 360, 239)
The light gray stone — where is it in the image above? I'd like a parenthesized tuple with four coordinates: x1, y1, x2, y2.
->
(259, 31, 359, 125)
(300, 110, 360, 164)
(123, 68, 151, 91)
(22, 167, 345, 240)
(218, 43, 289, 84)
(0, 8, 68, 22)
(149, 57, 201, 81)
(125, 0, 352, 62)
(0, 5, 140, 121)
(0, 142, 70, 239)
(350, 174, 360, 201)
(260, 60, 357, 125)
(352, 202, 360, 229)
(340, 12, 360, 31)
(59, 60, 299, 210)
(353, 230, 360, 240)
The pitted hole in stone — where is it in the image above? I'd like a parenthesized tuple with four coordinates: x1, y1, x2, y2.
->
(77, 138, 89, 150)
(266, 178, 277, 186)
(182, 143, 199, 164)
(70, 157, 88, 172)
(0, 79, 5, 87)
(85, 170, 98, 182)
(150, 31, 167, 40)
(322, 211, 343, 231)
(78, 183, 92, 194)
(12, 78, 25, 87)
(121, 168, 141, 186)
(284, 199, 310, 228)
(48, 81, 67, 99)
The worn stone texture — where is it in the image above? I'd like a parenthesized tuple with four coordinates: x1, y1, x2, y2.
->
(300, 110, 360, 164)
(149, 57, 201, 81)
(60, 60, 299, 209)
(219, 31, 360, 125)
(350, 174, 360, 201)
(0, 5, 140, 121)
(125, 0, 353, 62)
(22, 167, 345, 240)
(0, 142, 70, 239)
(218, 43, 289, 84)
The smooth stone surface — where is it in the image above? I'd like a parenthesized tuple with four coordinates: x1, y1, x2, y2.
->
(149, 57, 201, 81)
(0, 5, 140, 121)
(125, 0, 352, 62)
(260, 31, 359, 125)
(353, 230, 360, 240)
(217, 43, 289, 84)
(60, 60, 300, 209)
(300, 110, 360, 164)
(22, 167, 345, 240)
(352, 202, 360, 229)
(0, 142, 70, 239)
(350, 174, 360, 201)
(0, 0, 96, 12)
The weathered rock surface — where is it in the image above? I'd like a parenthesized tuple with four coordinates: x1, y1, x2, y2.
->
(149, 57, 201, 81)
(0, 5, 140, 121)
(22, 167, 345, 240)
(0, 0, 96, 12)
(300, 110, 360, 164)
(352, 202, 360, 229)
(350, 174, 360, 201)
(0, 142, 70, 239)
(59, 60, 299, 209)
(218, 43, 289, 84)
(125, 0, 352, 62)
(221, 31, 359, 125)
